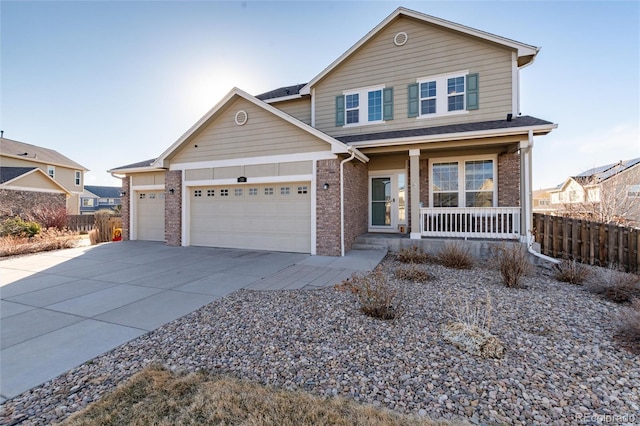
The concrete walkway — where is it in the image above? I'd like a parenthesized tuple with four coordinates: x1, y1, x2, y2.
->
(0, 241, 386, 402)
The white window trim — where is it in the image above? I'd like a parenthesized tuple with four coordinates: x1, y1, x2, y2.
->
(417, 70, 469, 119)
(47, 165, 55, 179)
(342, 84, 386, 127)
(428, 154, 498, 208)
(75, 170, 81, 186)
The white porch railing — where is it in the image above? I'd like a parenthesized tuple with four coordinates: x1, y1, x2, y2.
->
(420, 207, 521, 239)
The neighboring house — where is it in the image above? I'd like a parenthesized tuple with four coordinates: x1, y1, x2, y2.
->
(532, 188, 556, 214)
(109, 7, 557, 255)
(549, 158, 640, 226)
(0, 137, 88, 218)
(80, 185, 122, 214)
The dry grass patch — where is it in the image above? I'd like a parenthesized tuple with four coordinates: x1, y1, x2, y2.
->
(436, 242, 474, 269)
(63, 365, 452, 426)
(587, 267, 640, 304)
(615, 299, 640, 355)
(0, 229, 80, 257)
(554, 259, 591, 285)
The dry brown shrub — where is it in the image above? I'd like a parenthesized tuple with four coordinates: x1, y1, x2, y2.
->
(615, 298, 640, 354)
(554, 259, 591, 285)
(587, 266, 640, 304)
(397, 245, 431, 264)
(0, 229, 79, 257)
(436, 242, 474, 269)
(492, 243, 532, 288)
(394, 264, 434, 283)
(338, 270, 397, 320)
(63, 364, 449, 426)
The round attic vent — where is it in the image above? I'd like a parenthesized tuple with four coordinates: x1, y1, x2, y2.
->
(394, 32, 408, 46)
(235, 110, 248, 126)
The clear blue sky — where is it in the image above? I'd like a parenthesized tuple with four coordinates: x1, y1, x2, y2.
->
(2, 1, 638, 189)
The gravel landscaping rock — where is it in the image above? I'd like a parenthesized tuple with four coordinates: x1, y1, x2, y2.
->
(2, 255, 639, 425)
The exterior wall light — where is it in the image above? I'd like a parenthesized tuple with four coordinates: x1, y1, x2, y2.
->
(120, 191, 126, 196)
(169, 188, 175, 194)
(323, 183, 330, 190)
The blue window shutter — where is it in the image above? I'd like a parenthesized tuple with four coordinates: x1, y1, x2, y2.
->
(335, 95, 345, 126)
(407, 83, 419, 118)
(383, 87, 394, 121)
(466, 73, 479, 110)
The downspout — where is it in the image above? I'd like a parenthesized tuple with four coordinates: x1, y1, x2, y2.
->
(524, 129, 560, 264)
(340, 149, 357, 257)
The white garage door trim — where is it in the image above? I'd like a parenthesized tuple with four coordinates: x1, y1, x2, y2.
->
(130, 184, 164, 241)
(187, 181, 312, 253)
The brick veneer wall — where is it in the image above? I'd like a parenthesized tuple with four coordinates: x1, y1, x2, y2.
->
(316, 159, 341, 256)
(165, 170, 182, 246)
(0, 189, 66, 221)
(343, 160, 368, 252)
(120, 177, 131, 240)
(498, 152, 520, 207)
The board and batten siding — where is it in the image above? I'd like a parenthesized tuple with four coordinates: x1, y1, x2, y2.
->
(314, 16, 514, 137)
(131, 172, 166, 186)
(170, 97, 329, 165)
(270, 97, 312, 125)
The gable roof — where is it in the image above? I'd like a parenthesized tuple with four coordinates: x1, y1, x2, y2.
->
(84, 185, 121, 198)
(0, 167, 37, 184)
(153, 87, 368, 167)
(0, 166, 71, 194)
(300, 7, 539, 95)
(573, 158, 640, 185)
(108, 158, 161, 174)
(0, 137, 88, 171)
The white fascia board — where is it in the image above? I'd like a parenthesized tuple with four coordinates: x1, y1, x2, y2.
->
(300, 7, 538, 94)
(107, 166, 165, 174)
(347, 123, 558, 149)
(170, 151, 337, 171)
(184, 174, 313, 187)
(131, 184, 165, 191)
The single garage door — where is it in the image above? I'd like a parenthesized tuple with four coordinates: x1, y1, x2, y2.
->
(136, 191, 165, 241)
(190, 182, 311, 253)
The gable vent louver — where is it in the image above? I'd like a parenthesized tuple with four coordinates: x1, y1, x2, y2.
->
(235, 110, 248, 126)
(394, 32, 408, 46)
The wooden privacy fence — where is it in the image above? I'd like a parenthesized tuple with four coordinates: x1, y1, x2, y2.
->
(94, 214, 123, 243)
(533, 213, 640, 273)
(66, 215, 95, 232)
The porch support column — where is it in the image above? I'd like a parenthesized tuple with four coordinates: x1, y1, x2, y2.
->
(519, 135, 533, 241)
(409, 149, 421, 239)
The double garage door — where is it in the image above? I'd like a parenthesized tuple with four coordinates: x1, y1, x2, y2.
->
(190, 182, 311, 253)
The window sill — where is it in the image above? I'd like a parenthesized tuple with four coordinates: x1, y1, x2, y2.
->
(342, 120, 386, 128)
(417, 110, 468, 120)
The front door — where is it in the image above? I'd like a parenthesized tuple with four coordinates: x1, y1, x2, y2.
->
(369, 172, 406, 232)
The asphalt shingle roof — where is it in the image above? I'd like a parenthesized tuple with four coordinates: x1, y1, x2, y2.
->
(0, 137, 87, 170)
(0, 167, 37, 184)
(84, 185, 122, 198)
(256, 84, 307, 101)
(110, 159, 157, 171)
(573, 158, 640, 184)
(336, 116, 554, 144)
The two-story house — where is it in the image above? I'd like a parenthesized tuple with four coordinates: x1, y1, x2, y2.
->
(109, 7, 557, 255)
(80, 185, 123, 214)
(549, 158, 640, 226)
(0, 136, 88, 218)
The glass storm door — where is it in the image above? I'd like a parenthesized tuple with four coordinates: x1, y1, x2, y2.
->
(370, 172, 406, 232)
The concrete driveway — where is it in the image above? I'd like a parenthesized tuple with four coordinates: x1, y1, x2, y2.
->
(0, 241, 386, 402)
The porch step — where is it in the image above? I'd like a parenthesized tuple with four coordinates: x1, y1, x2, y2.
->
(351, 243, 389, 251)
(351, 234, 402, 250)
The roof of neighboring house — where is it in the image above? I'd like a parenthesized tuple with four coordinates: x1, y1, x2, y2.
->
(84, 185, 121, 198)
(81, 188, 99, 198)
(0, 137, 88, 171)
(109, 158, 158, 171)
(256, 84, 307, 101)
(0, 167, 37, 184)
(336, 115, 554, 144)
(573, 158, 640, 184)
(532, 188, 553, 198)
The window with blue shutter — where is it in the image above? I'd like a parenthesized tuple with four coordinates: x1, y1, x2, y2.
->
(407, 83, 419, 118)
(383, 87, 393, 120)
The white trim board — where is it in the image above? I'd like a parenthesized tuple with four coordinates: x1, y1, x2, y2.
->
(184, 175, 313, 187)
(170, 151, 336, 171)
